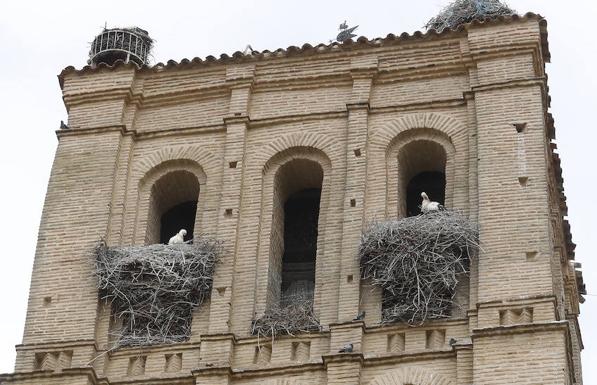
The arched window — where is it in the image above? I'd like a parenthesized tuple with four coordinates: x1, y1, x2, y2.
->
(146, 170, 200, 244)
(268, 159, 323, 307)
(406, 172, 446, 216)
(397, 140, 447, 217)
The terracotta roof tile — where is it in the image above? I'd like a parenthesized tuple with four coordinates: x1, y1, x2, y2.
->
(58, 12, 548, 87)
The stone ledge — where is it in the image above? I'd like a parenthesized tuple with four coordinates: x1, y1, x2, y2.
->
(107, 341, 201, 358)
(0, 367, 107, 385)
(472, 320, 569, 339)
(15, 339, 97, 351)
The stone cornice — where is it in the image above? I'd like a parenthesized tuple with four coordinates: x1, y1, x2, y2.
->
(235, 362, 324, 378)
(471, 77, 547, 93)
(363, 317, 468, 335)
(63, 87, 132, 107)
(192, 365, 233, 377)
(0, 367, 107, 385)
(323, 352, 364, 367)
(108, 341, 201, 358)
(64, 64, 475, 111)
(55, 97, 472, 140)
(56, 125, 129, 139)
(15, 338, 97, 351)
(109, 376, 193, 385)
(198, 332, 237, 343)
(362, 349, 455, 367)
(247, 111, 348, 129)
(472, 320, 569, 339)
(223, 116, 250, 125)
(475, 294, 556, 310)
(329, 320, 366, 331)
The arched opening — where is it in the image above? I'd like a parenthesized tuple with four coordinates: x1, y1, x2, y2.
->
(397, 140, 447, 217)
(281, 188, 320, 304)
(146, 170, 200, 244)
(160, 201, 197, 244)
(406, 171, 446, 216)
(268, 159, 323, 308)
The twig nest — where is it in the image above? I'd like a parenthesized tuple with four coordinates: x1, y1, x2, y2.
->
(425, 0, 516, 32)
(95, 238, 221, 347)
(251, 294, 321, 338)
(359, 210, 479, 324)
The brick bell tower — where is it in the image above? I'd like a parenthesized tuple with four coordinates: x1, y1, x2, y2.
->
(0, 12, 585, 385)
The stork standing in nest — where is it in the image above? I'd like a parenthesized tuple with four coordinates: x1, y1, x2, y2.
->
(168, 229, 187, 245)
(420, 192, 443, 213)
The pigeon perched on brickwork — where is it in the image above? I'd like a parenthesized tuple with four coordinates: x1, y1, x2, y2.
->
(338, 343, 353, 353)
(353, 311, 366, 321)
(421, 192, 443, 213)
(60, 120, 69, 129)
(168, 229, 187, 245)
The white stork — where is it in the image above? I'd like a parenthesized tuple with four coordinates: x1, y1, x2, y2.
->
(168, 229, 187, 245)
(420, 192, 442, 213)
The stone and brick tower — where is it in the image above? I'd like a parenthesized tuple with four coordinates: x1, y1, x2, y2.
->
(0, 13, 585, 385)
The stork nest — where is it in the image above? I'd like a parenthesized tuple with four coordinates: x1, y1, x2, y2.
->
(359, 210, 479, 324)
(94, 239, 221, 347)
(251, 293, 321, 338)
(425, 0, 516, 32)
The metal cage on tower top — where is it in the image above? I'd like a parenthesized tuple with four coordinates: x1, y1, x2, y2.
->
(89, 27, 152, 66)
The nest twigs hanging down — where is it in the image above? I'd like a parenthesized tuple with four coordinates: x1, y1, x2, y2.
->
(251, 293, 321, 338)
(425, 0, 515, 32)
(359, 210, 479, 325)
(95, 238, 221, 347)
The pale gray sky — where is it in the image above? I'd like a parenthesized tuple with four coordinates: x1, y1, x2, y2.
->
(0, 0, 595, 381)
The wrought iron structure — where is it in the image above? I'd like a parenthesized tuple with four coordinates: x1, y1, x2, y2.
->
(89, 27, 153, 66)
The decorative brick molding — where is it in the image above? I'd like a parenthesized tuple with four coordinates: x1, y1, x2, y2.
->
(259, 132, 342, 174)
(366, 112, 469, 220)
(133, 145, 220, 187)
(134, 158, 207, 244)
(374, 113, 466, 149)
(367, 366, 455, 385)
(385, 127, 455, 217)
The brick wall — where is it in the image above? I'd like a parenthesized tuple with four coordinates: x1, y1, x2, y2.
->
(2, 15, 583, 385)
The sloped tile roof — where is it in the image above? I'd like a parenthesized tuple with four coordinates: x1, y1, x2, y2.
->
(58, 12, 548, 86)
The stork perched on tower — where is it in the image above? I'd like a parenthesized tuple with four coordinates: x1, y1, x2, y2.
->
(168, 229, 187, 245)
(420, 192, 443, 213)
(336, 21, 359, 42)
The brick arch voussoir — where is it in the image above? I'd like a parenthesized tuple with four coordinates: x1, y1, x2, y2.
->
(368, 366, 455, 385)
(373, 112, 466, 151)
(133, 145, 220, 184)
(257, 132, 340, 173)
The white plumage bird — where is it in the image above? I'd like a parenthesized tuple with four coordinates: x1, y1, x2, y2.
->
(168, 229, 187, 245)
(420, 192, 442, 213)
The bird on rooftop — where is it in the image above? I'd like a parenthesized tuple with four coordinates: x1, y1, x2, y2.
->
(353, 311, 366, 321)
(420, 192, 443, 213)
(168, 229, 187, 245)
(338, 343, 353, 353)
(60, 120, 69, 130)
(336, 21, 359, 42)
(243, 44, 255, 55)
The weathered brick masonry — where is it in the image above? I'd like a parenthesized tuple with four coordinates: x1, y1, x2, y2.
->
(0, 13, 585, 385)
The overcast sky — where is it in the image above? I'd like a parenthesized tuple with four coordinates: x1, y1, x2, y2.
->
(0, 0, 595, 382)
